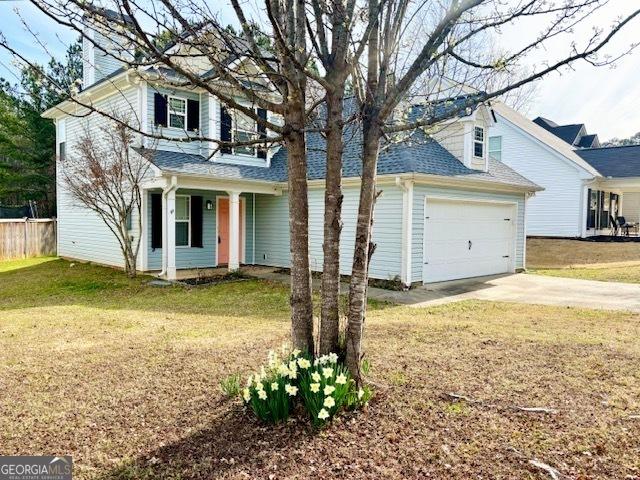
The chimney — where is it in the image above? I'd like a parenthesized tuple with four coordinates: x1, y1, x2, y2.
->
(82, 9, 134, 88)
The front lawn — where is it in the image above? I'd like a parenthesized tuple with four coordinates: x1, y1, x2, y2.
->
(528, 237, 640, 283)
(1, 258, 640, 479)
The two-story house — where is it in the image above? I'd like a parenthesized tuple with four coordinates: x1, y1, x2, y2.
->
(43, 13, 540, 286)
(489, 101, 640, 238)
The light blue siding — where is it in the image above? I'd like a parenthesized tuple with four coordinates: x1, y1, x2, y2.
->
(147, 84, 205, 155)
(254, 184, 404, 281)
(57, 85, 141, 268)
(146, 190, 255, 270)
(411, 184, 526, 283)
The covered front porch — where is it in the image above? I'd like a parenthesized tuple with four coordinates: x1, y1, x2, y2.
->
(585, 179, 640, 237)
(141, 175, 282, 280)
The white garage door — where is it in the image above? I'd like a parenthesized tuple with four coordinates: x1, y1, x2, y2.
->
(423, 198, 516, 283)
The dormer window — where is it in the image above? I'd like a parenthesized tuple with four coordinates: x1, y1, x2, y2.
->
(233, 111, 257, 156)
(473, 126, 484, 158)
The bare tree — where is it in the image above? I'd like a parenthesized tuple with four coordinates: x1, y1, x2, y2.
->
(342, 0, 640, 379)
(62, 113, 154, 277)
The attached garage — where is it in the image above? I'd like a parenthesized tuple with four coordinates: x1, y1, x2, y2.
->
(422, 197, 517, 283)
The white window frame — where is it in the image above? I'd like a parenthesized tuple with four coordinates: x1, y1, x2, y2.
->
(488, 135, 502, 161)
(473, 125, 485, 159)
(175, 194, 191, 248)
(168, 96, 187, 130)
(232, 110, 258, 157)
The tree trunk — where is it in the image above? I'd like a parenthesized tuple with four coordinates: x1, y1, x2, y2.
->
(285, 99, 314, 353)
(319, 87, 345, 355)
(345, 111, 381, 381)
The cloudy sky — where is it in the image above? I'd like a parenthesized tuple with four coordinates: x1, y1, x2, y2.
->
(0, 0, 638, 141)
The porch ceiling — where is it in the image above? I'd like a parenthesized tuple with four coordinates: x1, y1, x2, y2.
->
(144, 174, 283, 195)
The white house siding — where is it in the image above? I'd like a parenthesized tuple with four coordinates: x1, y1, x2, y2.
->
(254, 184, 404, 280)
(57, 86, 142, 268)
(491, 115, 587, 237)
(146, 190, 255, 270)
(411, 185, 526, 283)
(622, 192, 640, 224)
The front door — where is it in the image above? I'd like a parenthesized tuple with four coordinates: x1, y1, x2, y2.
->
(216, 197, 244, 265)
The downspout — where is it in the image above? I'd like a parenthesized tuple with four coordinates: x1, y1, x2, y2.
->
(158, 175, 178, 278)
(396, 176, 413, 289)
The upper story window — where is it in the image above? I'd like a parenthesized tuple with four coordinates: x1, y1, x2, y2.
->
(175, 195, 191, 247)
(153, 93, 200, 132)
(473, 126, 484, 158)
(221, 106, 268, 159)
(234, 111, 257, 156)
(489, 136, 502, 161)
(169, 97, 187, 129)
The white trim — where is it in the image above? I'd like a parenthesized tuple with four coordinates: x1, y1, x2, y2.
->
(175, 194, 191, 247)
(422, 195, 518, 284)
(139, 81, 148, 145)
(168, 96, 187, 130)
(252, 193, 256, 265)
(140, 190, 148, 271)
(397, 178, 413, 286)
(215, 195, 246, 266)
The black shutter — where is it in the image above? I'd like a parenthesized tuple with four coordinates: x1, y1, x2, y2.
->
(191, 196, 203, 248)
(187, 99, 200, 131)
(220, 106, 232, 154)
(257, 108, 267, 159)
(587, 189, 594, 229)
(154, 93, 168, 127)
(151, 193, 162, 249)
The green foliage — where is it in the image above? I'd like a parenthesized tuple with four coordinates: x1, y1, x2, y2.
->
(220, 373, 242, 397)
(241, 347, 372, 428)
(0, 37, 82, 215)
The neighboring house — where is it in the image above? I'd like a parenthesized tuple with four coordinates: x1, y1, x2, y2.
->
(489, 102, 640, 237)
(42, 14, 541, 286)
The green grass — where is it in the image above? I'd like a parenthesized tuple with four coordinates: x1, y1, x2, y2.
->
(1, 258, 640, 479)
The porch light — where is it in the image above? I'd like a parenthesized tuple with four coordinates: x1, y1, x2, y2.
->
(205, 200, 213, 210)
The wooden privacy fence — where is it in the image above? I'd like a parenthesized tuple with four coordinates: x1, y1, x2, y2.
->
(0, 218, 57, 261)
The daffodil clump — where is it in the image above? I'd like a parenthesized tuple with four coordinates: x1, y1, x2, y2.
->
(242, 346, 306, 423)
(242, 345, 372, 427)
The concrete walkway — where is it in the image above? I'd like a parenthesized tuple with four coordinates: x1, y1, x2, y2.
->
(249, 270, 640, 313)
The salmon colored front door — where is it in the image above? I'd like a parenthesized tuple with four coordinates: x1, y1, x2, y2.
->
(217, 197, 243, 265)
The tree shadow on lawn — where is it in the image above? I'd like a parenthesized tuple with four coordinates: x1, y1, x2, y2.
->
(0, 259, 294, 321)
(99, 402, 314, 480)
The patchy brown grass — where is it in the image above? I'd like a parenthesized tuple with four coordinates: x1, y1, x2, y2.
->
(1, 258, 640, 479)
(527, 237, 640, 268)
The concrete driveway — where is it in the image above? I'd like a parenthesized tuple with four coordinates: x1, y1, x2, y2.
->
(370, 273, 640, 313)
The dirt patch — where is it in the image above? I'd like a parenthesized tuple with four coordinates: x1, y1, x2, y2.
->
(527, 237, 640, 268)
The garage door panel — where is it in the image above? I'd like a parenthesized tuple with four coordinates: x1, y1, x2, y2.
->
(423, 198, 516, 283)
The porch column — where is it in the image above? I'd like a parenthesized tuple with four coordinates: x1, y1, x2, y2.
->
(228, 190, 241, 271)
(166, 188, 177, 280)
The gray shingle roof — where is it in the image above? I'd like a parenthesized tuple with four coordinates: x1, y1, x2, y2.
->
(576, 145, 640, 178)
(141, 126, 540, 190)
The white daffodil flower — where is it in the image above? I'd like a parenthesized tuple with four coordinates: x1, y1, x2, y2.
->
(256, 382, 264, 391)
(324, 385, 335, 396)
(357, 388, 364, 400)
(310, 383, 320, 393)
(322, 367, 334, 379)
(271, 382, 279, 391)
(246, 374, 253, 387)
(328, 353, 338, 363)
(292, 348, 301, 358)
(297, 358, 311, 369)
(335, 374, 347, 385)
(243, 388, 251, 402)
(311, 372, 321, 382)
(285, 384, 298, 396)
(258, 389, 267, 400)
(323, 396, 336, 408)
(318, 408, 330, 420)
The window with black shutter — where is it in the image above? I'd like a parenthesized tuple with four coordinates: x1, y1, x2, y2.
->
(257, 108, 268, 159)
(191, 196, 203, 248)
(220, 106, 232, 154)
(187, 99, 200, 132)
(153, 93, 168, 127)
(150, 193, 162, 249)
